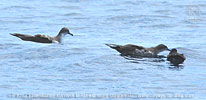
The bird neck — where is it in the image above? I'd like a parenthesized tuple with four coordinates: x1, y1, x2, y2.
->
(55, 33, 63, 43)
(152, 47, 161, 55)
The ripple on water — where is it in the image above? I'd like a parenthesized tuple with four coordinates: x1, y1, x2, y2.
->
(63, 12, 82, 17)
(2, 6, 34, 10)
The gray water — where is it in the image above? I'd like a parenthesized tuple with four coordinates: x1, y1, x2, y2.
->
(0, 0, 206, 100)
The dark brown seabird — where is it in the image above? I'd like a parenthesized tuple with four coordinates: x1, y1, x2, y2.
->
(167, 48, 186, 66)
(10, 27, 73, 43)
(105, 44, 170, 57)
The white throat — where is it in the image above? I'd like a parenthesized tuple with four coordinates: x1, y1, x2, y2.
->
(55, 33, 66, 43)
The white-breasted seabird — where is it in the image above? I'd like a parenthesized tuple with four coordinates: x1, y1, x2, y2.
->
(10, 27, 73, 43)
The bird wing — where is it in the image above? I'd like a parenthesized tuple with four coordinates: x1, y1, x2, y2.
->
(106, 44, 145, 56)
(33, 34, 54, 43)
(10, 33, 34, 38)
(10, 33, 54, 43)
(10, 33, 36, 41)
(167, 53, 186, 62)
(35, 34, 50, 39)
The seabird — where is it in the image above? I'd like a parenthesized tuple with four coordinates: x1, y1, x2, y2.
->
(167, 48, 186, 66)
(105, 44, 170, 57)
(10, 27, 73, 43)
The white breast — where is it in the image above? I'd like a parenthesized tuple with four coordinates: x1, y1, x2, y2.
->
(52, 40, 59, 43)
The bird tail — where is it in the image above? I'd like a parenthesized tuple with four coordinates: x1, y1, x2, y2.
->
(105, 44, 120, 50)
(10, 33, 24, 37)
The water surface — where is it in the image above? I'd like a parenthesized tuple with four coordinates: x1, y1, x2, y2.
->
(0, 0, 206, 100)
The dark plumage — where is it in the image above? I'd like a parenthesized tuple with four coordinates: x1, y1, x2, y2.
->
(167, 49, 186, 66)
(10, 27, 73, 43)
(106, 44, 170, 57)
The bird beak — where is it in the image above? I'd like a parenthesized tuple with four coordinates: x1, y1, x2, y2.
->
(68, 32, 73, 36)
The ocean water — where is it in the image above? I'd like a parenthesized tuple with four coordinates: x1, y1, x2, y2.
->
(0, 0, 206, 100)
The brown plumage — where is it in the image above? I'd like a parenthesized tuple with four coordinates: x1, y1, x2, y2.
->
(106, 44, 170, 57)
(167, 49, 186, 66)
(10, 27, 73, 43)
